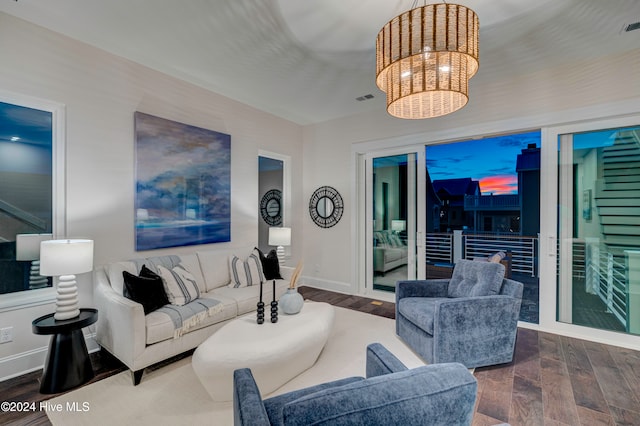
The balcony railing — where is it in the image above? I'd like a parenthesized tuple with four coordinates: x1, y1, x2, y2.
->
(464, 194, 520, 210)
(425, 231, 538, 277)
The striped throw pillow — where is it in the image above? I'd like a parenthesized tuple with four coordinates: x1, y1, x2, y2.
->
(228, 251, 265, 288)
(157, 264, 200, 306)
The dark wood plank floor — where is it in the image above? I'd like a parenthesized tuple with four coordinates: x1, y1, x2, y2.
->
(1, 286, 639, 426)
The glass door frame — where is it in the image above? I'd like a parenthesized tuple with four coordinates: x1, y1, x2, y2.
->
(541, 114, 640, 349)
(363, 146, 426, 299)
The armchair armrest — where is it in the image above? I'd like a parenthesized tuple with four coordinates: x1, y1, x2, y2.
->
(366, 342, 408, 378)
(396, 279, 449, 302)
(233, 368, 270, 426)
(433, 295, 521, 365)
(93, 268, 147, 369)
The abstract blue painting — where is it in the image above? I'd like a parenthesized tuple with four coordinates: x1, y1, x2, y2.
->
(134, 112, 231, 250)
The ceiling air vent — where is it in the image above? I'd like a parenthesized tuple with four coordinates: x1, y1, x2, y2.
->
(356, 94, 375, 102)
(623, 21, 640, 32)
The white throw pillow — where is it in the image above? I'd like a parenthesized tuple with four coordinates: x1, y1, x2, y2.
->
(157, 264, 200, 306)
(228, 251, 265, 288)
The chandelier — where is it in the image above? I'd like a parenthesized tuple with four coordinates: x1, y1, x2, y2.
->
(376, 2, 479, 119)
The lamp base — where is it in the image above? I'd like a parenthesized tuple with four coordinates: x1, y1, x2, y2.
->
(54, 274, 80, 321)
(277, 245, 285, 266)
(28, 260, 49, 290)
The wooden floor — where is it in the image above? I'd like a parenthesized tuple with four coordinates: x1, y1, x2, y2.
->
(1, 286, 639, 426)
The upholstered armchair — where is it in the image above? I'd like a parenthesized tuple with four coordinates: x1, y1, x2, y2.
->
(396, 259, 523, 369)
(233, 343, 477, 426)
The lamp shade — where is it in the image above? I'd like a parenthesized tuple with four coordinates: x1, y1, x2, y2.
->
(15, 233, 52, 261)
(40, 239, 94, 276)
(269, 227, 291, 246)
(391, 220, 407, 232)
(376, 3, 479, 119)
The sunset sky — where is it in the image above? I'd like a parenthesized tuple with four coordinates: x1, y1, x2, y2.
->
(426, 131, 540, 195)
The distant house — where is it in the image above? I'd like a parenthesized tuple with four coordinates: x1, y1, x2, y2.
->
(461, 144, 540, 235)
(432, 178, 480, 231)
(517, 144, 541, 237)
(425, 169, 442, 232)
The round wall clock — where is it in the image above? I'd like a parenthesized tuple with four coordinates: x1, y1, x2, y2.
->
(309, 186, 344, 228)
(260, 189, 282, 226)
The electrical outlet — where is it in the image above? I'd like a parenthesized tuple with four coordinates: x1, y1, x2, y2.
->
(0, 327, 13, 343)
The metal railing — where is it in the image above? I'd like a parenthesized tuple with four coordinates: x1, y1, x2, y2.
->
(425, 231, 538, 277)
(585, 247, 627, 328)
(464, 194, 520, 210)
(425, 233, 453, 264)
(465, 234, 537, 276)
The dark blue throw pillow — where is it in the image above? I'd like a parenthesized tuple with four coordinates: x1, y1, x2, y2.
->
(254, 247, 283, 280)
(122, 265, 169, 314)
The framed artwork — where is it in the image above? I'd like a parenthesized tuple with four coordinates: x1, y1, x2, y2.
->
(134, 112, 231, 250)
(582, 189, 592, 221)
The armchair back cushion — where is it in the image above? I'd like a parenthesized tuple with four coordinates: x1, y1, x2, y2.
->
(233, 343, 477, 426)
(280, 364, 476, 426)
(447, 259, 505, 298)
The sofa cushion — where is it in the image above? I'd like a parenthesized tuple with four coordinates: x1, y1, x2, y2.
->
(106, 261, 138, 295)
(228, 252, 265, 288)
(122, 267, 169, 314)
(144, 292, 237, 345)
(212, 279, 290, 315)
(447, 259, 504, 298)
(197, 247, 253, 291)
(157, 264, 200, 306)
(397, 297, 448, 336)
(177, 254, 207, 293)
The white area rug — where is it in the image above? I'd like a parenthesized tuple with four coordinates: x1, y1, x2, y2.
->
(46, 306, 426, 426)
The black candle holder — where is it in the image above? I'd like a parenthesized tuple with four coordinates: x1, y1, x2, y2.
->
(271, 279, 278, 323)
(257, 301, 265, 324)
(257, 281, 265, 324)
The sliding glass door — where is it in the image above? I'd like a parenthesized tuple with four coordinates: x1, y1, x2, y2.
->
(556, 123, 640, 335)
(365, 149, 425, 293)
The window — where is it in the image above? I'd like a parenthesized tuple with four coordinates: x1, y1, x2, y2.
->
(0, 94, 65, 311)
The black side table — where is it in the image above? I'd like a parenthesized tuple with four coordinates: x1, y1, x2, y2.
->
(32, 308, 98, 394)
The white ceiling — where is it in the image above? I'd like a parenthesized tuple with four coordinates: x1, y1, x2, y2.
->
(0, 0, 639, 125)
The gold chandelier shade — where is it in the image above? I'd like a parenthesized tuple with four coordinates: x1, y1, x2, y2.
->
(376, 3, 479, 119)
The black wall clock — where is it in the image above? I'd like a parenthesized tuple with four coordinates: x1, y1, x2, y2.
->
(260, 189, 282, 226)
(309, 186, 344, 228)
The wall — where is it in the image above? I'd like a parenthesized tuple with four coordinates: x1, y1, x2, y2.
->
(0, 13, 303, 380)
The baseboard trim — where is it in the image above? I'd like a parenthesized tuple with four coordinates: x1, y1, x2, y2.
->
(300, 275, 352, 294)
(0, 332, 99, 383)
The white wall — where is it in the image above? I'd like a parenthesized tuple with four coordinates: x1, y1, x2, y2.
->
(0, 12, 303, 380)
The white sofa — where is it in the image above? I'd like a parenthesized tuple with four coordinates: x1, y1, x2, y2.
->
(93, 247, 291, 385)
(373, 230, 408, 275)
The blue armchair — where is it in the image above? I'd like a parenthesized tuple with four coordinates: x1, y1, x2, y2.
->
(396, 259, 523, 369)
(233, 343, 477, 426)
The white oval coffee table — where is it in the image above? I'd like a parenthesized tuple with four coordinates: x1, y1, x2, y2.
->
(192, 301, 335, 401)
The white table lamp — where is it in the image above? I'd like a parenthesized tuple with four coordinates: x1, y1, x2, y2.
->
(391, 220, 406, 233)
(269, 227, 291, 266)
(40, 239, 94, 321)
(16, 233, 53, 289)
